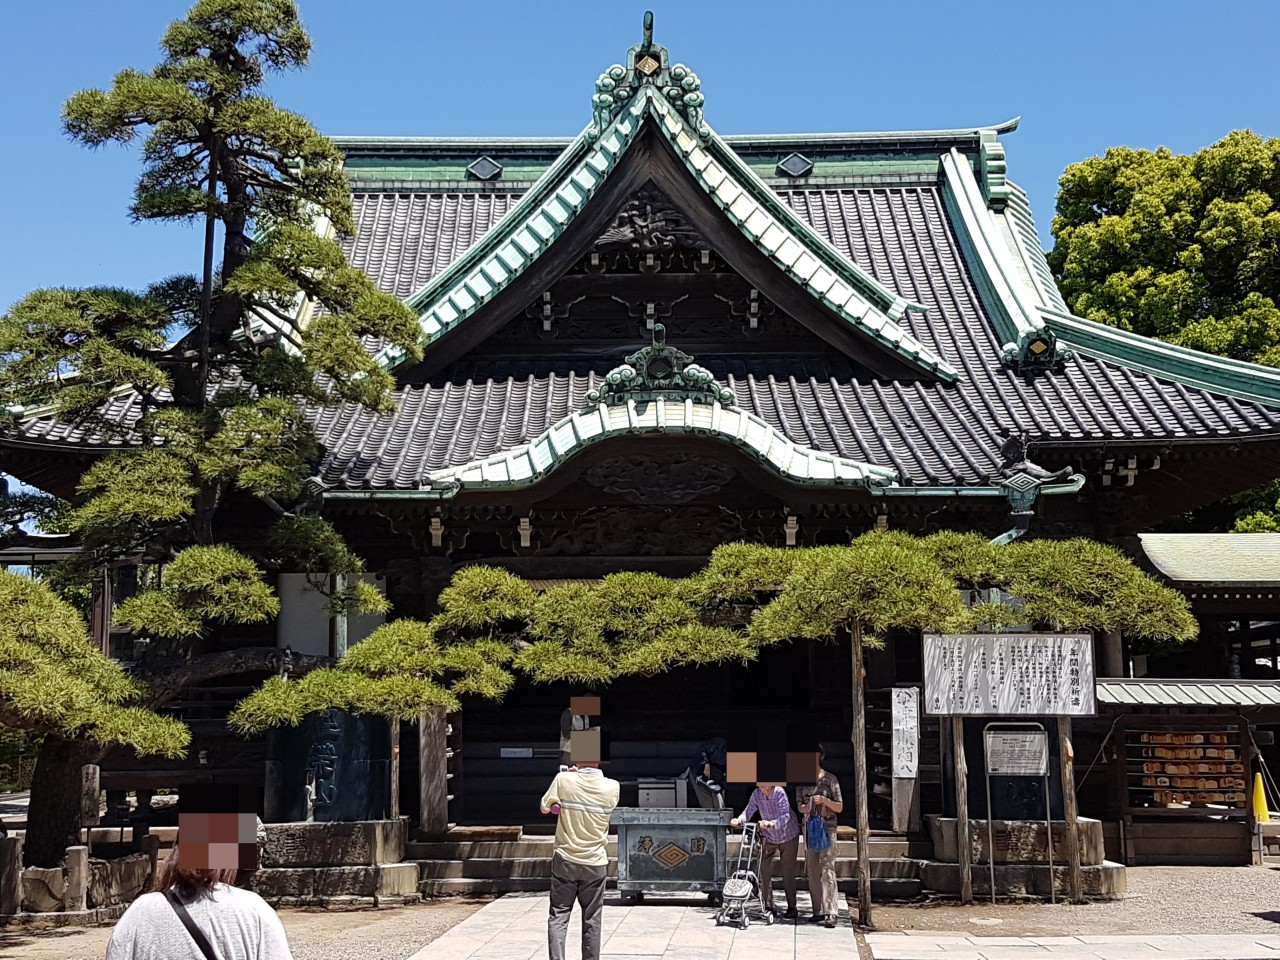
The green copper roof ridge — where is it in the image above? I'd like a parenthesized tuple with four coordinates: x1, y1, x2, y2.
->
(941, 149, 1055, 368)
(633, 89, 957, 382)
(374, 106, 645, 366)
(331, 119, 1021, 152)
(1042, 307, 1280, 408)
(323, 397, 899, 498)
(383, 85, 957, 382)
(999, 181, 1070, 314)
(700, 120, 929, 317)
(400, 125, 598, 314)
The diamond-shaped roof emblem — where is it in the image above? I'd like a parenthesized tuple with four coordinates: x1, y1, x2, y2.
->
(777, 152, 814, 178)
(466, 156, 503, 181)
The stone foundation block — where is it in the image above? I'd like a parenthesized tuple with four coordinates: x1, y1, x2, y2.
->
(251, 862, 418, 900)
(20, 868, 65, 913)
(928, 816, 1106, 865)
(261, 819, 406, 868)
(921, 859, 1127, 900)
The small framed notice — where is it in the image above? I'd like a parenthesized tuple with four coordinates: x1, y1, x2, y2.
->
(984, 730, 1049, 777)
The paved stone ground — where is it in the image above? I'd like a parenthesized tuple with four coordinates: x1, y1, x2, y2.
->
(866, 933, 1280, 960)
(406, 889, 857, 960)
(10, 867, 1280, 959)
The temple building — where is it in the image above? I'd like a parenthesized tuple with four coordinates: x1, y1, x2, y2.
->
(6, 19, 1280, 878)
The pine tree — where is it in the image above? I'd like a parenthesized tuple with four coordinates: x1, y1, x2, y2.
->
(0, 0, 421, 867)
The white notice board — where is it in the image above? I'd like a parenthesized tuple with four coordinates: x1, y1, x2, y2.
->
(984, 730, 1049, 776)
(923, 634, 1096, 716)
(890, 688, 920, 778)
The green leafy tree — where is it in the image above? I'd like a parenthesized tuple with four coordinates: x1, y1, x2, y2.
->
(0, 0, 420, 866)
(1048, 130, 1280, 529)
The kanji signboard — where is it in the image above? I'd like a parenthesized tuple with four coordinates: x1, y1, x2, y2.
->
(923, 634, 1096, 716)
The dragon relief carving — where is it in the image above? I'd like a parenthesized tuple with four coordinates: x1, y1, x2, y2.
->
(582, 454, 737, 505)
(596, 186, 709, 252)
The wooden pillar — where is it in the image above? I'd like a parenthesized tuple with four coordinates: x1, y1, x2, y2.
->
(90, 565, 113, 656)
(329, 573, 349, 659)
(1099, 629, 1124, 678)
(139, 835, 161, 892)
(65, 845, 89, 912)
(951, 716, 973, 903)
(389, 719, 401, 821)
(850, 624, 873, 927)
(418, 709, 449, 838)
(1057, 716, 1083, 902)
(0, 836, 21, 917)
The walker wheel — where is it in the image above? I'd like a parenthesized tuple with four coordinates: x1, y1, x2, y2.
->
(764, 912, 774, 925)
(715, 914, 724, 926)
(740, 915, 749, 929)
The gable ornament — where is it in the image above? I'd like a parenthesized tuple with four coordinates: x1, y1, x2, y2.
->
(585, 323, 734, 406)
(589, 12, 709, 142)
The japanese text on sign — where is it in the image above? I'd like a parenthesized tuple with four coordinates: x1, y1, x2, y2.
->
(891, 688, 920, 778)
(922, 634, 1096, 716)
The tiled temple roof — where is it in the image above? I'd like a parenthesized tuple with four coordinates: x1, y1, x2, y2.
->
(14, 180, 1280, 489)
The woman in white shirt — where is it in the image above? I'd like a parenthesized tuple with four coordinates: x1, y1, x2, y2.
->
(106, 851, 293, 960)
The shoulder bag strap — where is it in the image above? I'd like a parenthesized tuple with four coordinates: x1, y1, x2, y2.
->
(164, 889, 221, 960)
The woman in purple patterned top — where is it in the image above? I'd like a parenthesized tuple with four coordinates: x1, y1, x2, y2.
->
(730, 782, 800, 918)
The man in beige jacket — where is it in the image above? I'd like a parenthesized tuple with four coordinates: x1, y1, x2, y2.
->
(539, 755, 620, 960)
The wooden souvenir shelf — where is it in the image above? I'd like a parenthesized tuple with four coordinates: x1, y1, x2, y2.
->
(1119, 715, 1251, 819)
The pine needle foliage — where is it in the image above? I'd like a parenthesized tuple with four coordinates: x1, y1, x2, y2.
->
(1003, 538, 1197, 647)
(227, 530, 1199, 733)
(0, 1, 404, 641)
(0, 570, 187, 757)
(747, 534, 969, 648)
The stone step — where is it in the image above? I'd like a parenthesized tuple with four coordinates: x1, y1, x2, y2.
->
(406, 837, 925, 860)
(414, 856, 926, 881)
(419, 875, 923, 900)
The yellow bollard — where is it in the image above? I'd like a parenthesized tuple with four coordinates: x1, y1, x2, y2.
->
(1254, 772, 1271, 824)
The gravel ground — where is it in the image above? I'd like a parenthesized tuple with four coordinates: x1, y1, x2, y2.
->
(870, 866, 1280, 936)
(0, 897, 490, 960)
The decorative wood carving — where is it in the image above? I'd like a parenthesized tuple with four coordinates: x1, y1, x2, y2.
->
(596, 185, 710, 252)
(534, 505, 746, 556)
(582, 453, 737, 504)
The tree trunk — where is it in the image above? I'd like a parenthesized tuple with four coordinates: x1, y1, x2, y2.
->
(850, 623, 873, 928)
(24, 737, 99, 868)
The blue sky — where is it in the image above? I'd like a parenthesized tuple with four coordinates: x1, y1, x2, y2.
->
(1, 0, 1277, 313)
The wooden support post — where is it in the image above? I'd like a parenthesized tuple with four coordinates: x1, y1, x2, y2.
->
(389, 719, 401, 821)
(850, 624, 873, 928)
(1057, 716, 1084, 902)
(65, 845, 88, 912)
(419, 709, 449, 839)
(139, 835, 161, 893)
(951, 716, 973, 903)
(1100, 629, 1124, 678)
(0, 836, 21, 917)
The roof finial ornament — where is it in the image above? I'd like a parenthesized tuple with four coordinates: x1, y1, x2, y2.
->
(585, 323, 734, 406)
(588, 15, 709, 143)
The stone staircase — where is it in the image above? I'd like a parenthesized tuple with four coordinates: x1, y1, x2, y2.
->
(409, 833, 932, 900)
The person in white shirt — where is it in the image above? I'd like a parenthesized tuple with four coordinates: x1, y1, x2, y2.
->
(107, 848, 293, 960)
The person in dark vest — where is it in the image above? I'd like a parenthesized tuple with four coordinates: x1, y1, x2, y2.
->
(681, 735, 727, 809)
